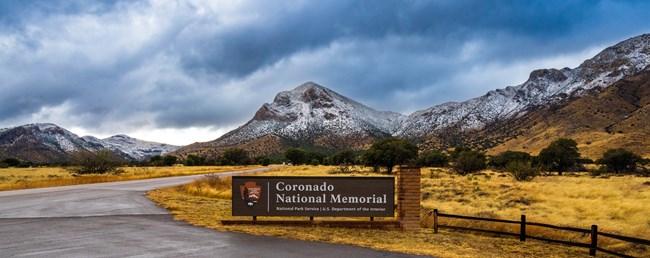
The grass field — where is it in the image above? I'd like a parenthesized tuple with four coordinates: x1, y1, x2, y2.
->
(148, 165, 650, 257)
(0, 165, 260, 191)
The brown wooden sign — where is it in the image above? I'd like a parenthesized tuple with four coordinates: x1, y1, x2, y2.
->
(232, 176, 395, 217)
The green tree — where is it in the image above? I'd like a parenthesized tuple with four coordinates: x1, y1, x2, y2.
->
(452, 150, 486, 175)
(361, 149, 381, 172)
(68, 150, 125, 175)
(489, 151, 531, 169)
(254, 156, 271, 166)
(417, 150, 449, 167)
(306, 151, 327, 165)
(285, 148, 307, 165)
(597, 148, 641, 173)
(330, 149, 356, 166)
(220, 148, 250, 165)
(162, 155, 178, 166)
(365, 138, 418, 174)
(149, 155, 163, 166)
(261, 157, 271, 166)
(538, 138, 580, 175)
(2, 158, 21, 167)
(184, 154, 206, 166)
(450, 146, 472, 160)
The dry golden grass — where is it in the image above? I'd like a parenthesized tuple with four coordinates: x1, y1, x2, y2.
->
(0, 165, 260, 191)
(420, 168, 650, 257)
(148, 165, 649, 257)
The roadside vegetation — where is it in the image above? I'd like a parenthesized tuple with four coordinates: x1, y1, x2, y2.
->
(3, 136, 649, 255)
(0, 165, 259, 191)
(148, 137, 650, 257)
(150, 163, 650, 257)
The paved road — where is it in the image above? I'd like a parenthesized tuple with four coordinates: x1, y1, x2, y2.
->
(0, 168, 429, 258)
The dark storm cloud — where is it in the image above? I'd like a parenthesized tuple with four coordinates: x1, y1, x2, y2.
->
(0, 0, 649, 144)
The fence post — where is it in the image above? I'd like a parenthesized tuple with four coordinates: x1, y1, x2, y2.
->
(520, 215, 526, 242)
(433, 209, 439, 233)
(590, 225, 598, 256)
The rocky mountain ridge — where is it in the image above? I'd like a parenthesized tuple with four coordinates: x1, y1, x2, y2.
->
(396, 33, 650, 140)
(176, 33, 650, 158)
(0, 123, 180, 163)
(178, 82, 405, 157)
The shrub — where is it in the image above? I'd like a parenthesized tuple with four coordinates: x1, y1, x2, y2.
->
(68, 150, 125, 175)
(507, 161, 540, 181)
(220, 148, 251, 165)
(285, 148, 308, 165)
(330, 149, 356, 166)
(256, 156, 271, 166)
(184, 154, 206, 166)
(597, 148, 641, 173)
(306, 151, 327, 165)
(417, 150, 449, 167)
(2, 158, 21, 167)
(0, 162, 9, 168)
(538, 138, 580, 175)
(453, 150, 487, 176)
(363, 138, 418, 174)
(489, 151, 531, 169)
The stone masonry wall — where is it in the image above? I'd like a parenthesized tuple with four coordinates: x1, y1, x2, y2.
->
(397, 167, 421, 231)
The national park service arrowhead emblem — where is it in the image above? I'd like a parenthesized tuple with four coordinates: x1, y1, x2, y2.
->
(240, 181, 261, 207)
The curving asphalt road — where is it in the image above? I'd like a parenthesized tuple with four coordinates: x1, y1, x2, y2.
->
(0, 167, 430, 258)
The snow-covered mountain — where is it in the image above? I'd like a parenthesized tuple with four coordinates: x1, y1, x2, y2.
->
(178, 33, 650, 158)
(0, 123, 180, 163)
(215, 82, 404, 147)
(396, 33, 650, 139)
(100, 134, 180, 161)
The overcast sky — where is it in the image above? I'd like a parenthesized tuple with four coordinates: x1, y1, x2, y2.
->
(1, 0, 649, 145)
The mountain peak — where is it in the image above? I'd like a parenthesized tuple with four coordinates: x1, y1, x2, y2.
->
(0, 123, 180, 163)
(293, 81, 327, 92)
(104, 134, 135, 141)
(209, 82, 405, 150)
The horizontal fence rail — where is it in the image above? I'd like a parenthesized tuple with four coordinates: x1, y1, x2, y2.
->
(432, 209, 649, 257)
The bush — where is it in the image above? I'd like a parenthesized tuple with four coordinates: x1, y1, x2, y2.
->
(255, 156, 271, 166)
(2, 158, 21, 167)
(417, 150, 449, 167)
(285, 148, 308, 165)
(330, 149, 355, 166)
(453, 150, 487, 176)
(220, 148, 251, 165)
(363, 138, 418, 174)
(184, 154, 206, 166)
(597, 148, 641, 173)
(489, 151, 531, 169)
(0, 162, 8, 168)
(306, 151, 327, 165)
(538, 138, 580, 175)
(68, 150, 125, 175)
(507, 161, 540, 181)
(17, 162, 33, 168)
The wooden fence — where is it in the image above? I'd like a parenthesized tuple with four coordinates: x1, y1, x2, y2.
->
(432, 209, 650, 257)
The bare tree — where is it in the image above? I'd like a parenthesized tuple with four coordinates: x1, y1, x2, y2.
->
(68, 150, 125, 175)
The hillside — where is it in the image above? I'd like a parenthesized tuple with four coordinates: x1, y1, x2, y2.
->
(0, 123, 180, 163)
(176, 82, 405, 158)
(487, 67, 650, 159)
(402, 34, 650, 149)
(178, 34, 650, 159)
